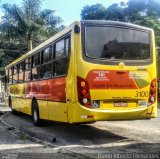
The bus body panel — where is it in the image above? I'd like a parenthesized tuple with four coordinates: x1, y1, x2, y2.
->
(25, 77, 67, 121)
(10, 83, 27, 113)
(6, 23, 77, 123)
(47, 77, 66, 102)
(71, 103, 156, 123)
(72, 103, 94, 123)
(26, 98, 32, 115)
(48, 101, 68, 122)
(72, 24, 157, 123)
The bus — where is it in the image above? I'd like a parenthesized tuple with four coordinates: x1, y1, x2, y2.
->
(5, 20, 157, 126)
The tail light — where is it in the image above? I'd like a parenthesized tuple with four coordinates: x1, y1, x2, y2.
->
(148, 79, 157, 106)
(77, 76, 91, 108)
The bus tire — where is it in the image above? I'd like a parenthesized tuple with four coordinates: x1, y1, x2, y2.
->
(9, 97, 17, 114)
(32, 100, 42, 126)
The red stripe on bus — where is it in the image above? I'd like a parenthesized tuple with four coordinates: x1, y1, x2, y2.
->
(26, 77, 66, 102)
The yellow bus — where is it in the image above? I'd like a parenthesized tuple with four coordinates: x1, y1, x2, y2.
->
(5, 20, 157, 126)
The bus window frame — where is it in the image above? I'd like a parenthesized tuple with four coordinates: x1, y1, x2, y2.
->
(81, 22, 153, 66)
(40, 45, 53, 80)
(8, 67, 13, 85)
(6, 32, 71, 84)
(13, 65, 18, 84)
(24, 57, 31, 82)
(32, 52, 41, 81)
(18, 61, 25, 83)
(53, 35, 71, 78)
(41, 45, 53, 65)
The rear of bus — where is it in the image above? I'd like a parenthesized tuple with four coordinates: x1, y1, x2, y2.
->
(72, 20, 157, 123)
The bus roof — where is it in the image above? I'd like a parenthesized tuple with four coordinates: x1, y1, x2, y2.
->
(5, 20, 153, 69)
(81, 20, 153, 31)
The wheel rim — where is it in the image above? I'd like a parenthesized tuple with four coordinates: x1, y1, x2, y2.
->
(33, 108, 38, 122)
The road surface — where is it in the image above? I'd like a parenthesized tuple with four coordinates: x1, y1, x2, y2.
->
(0, 103, 160, 159)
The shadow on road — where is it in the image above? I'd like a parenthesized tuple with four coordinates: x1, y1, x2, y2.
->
(4, 112, 126, 146)
(2, 112, 160, 154)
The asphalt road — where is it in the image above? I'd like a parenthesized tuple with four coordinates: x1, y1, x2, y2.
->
(0, 104, 160, 159)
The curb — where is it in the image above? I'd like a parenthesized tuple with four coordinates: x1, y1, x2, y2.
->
(0, 113, 56, 147)
(0, 113, 95, 159)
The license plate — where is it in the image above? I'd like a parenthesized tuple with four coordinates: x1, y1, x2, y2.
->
(114, 102, 128, 107)
(139, 101, 148, 107)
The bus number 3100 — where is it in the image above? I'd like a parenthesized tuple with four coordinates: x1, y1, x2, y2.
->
(135, 91, 148, 98)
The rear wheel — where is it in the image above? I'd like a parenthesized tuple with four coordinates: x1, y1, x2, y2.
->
(32, 100, 42, 126)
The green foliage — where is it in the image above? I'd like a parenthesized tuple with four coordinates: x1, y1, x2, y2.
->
(1, 0, 63, 49)
(39, 9, 64, 39)
(105, 3, 125, 21)
(81, 4, 106, 20)
(0, 0, 64, 76)
(80, 0, 160, 51)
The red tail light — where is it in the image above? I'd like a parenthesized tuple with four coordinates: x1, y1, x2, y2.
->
(148, 79, 157, 106)
(81, 89, 87, 95)
(77, 77, 91, 108)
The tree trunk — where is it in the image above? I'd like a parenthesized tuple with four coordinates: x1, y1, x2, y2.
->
(28, 34, 33, 51)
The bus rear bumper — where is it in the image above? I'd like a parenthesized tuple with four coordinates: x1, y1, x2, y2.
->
(72, 103, 157, 123)
(93, 106, 157, 121)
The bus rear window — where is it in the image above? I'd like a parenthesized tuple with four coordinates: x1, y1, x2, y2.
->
(85, 26, 150, 60)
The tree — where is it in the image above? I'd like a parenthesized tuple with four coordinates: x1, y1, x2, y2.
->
(124, 0, 160, 22)
(0, 0, 64, 77)
(124, 0, 160, 51)
(81, 4, 106, 20)
(80, 0, 160, 49)
(1, 0, 63, 51)
(105, 3, 125, 21)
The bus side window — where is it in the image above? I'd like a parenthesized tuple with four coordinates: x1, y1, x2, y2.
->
(18, 61, 25, 83)
(25, 58, 31, 81)
(41, 46, 52, 79)
(53, 36, 70, 77)
(32, 53, 40, 80)
(41, 46, 52, 64)
(41, 63, 52, 79)
(8, 68, 13, 85)
(55, 39, 65, 59)
(13, 65, 18, 84)
(35, 52, 40, 66)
